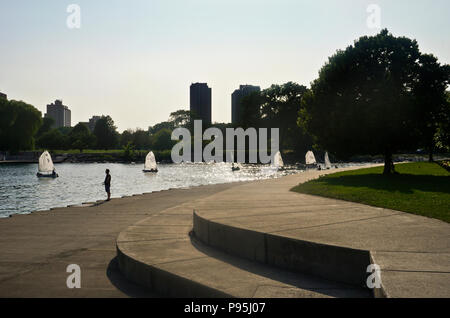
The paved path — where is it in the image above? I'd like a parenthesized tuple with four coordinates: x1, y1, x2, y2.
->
(117, 166, 450, 298)
(187, 169, 450, 297)
(0, 182, 242, 297)
(2, 165, 448, 297)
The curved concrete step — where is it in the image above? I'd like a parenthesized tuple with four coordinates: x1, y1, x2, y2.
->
(116, 205, 371, 298)
(193, 211, 373, 289)
(116, 166, 450, 298)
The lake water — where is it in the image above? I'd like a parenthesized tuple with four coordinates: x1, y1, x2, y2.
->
(0, 162, 312, 218)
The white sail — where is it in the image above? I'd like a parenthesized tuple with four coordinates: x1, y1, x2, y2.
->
(38, 151, 54, 174)
(325, 152, 331, 169)
(273, 151, 284, 167)
(144, 151, 157, 171)
(305, 151, 316, 165)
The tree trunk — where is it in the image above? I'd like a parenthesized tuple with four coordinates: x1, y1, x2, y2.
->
(383, 150, 396, 175)
(428, 141, 434, 162)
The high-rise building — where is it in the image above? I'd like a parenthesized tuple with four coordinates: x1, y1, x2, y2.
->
(45, 100, 71, 128)
(190, 83, 212, 125)
(0, 92, 6, 100)
(78, 116, 102, 132)
(88, 116, 101, 132)
(231, 85, 261, 125)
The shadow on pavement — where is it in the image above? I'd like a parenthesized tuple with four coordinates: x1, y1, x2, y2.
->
(106, 257, 159, 298)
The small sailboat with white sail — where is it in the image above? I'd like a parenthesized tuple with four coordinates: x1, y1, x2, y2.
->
(36, 151, 58, 178)
(305, 150, 317, 169)
(273, 151, 284, 170)
(324, 151, 332, 170)
(143, 151, 158, 173)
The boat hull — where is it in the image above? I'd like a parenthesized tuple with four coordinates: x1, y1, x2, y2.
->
(37, 172, 58, 178)
(143, 169, 158, 173)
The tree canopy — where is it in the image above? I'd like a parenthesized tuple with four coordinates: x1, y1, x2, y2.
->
(299, 29, 449, 174)
(239, 82, 313, 153)
(93, 115, 119, 150)
(0, 99, 42, 152)
(260, 82, 309, 151)
(69, 123, 96, 152)
(413, 54, 450, 160)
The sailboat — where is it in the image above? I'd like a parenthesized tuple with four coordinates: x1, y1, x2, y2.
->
(36, 151, 58, 178)
(305, 150, 317, 169)
(273, 151, 284, 170)
(143, 151, 158, 173)
(324, 152, 332, 170)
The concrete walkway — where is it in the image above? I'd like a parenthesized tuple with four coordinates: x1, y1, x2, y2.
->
(1, 165, 448, 297)
(117, 167, 450, 298)
(0, 182, 241, 297)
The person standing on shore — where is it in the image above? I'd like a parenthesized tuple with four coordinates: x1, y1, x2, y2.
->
(104, 169, 111, 201)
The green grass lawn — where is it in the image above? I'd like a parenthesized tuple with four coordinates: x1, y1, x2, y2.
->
(291, 162, 450, 223)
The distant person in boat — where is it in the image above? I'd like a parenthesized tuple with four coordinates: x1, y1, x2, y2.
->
(52, 169, 56, 177)
(104, 169, 111, 201)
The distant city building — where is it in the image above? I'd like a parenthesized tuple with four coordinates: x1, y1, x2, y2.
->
(45, 100, 71, 128)
(78, 116, 101, 132)
(88, 116, 101, 132)
(0, 92, 6, 100)
(231, 85, 260, 125)
(190, 83, 212, 125)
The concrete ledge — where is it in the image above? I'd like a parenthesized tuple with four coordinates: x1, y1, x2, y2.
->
(116, 243, 231, 298)
(193, 211, 373, 289)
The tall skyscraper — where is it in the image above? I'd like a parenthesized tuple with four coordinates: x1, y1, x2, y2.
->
(45, 100, 71, 128)
(190, 83, 212, 125)
(231, 85, 261, 125)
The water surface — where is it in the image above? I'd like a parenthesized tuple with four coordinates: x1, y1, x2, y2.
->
(0, 162, 304, 218)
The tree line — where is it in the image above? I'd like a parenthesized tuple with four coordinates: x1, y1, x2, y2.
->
(239, 29, 449, 174)
(1, 29, 448, 174)
(35, 114, 180, 153)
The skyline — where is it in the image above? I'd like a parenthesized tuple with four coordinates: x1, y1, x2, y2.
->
(1, 0, 450, 132)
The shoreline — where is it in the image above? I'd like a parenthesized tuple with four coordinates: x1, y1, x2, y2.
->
(1, 164, 448, 297)
(1, 151, 448, 165)
(1, 159, 446, 219)
(1, 176, 256, 220)
(0, 180, 245, 297)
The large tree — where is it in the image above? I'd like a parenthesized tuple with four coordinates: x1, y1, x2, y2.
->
(36, 129, 66, 151)
(93, 115, 119, 150)
(435, 92, 450, 152)
(261, 82, 309, 151)
(36, 117, 55, 138)
(69, 123, 96, 153)
(299, 29, 432, 174)
(169, 110, 192, 128)
(152, 128, 175, 151)
(132, 129, 152, 150)
(239, 91, 263, 129)
(120, 129, 134, 147)
(413, 54, 450, 161)
(148, 121, 173, 135)
(0, 99, 42, 152)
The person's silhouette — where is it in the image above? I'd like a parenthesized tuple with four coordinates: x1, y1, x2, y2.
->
(104, 169, 111, 201)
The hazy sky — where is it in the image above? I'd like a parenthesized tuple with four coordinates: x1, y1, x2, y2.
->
(1, 0, 449, 132)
